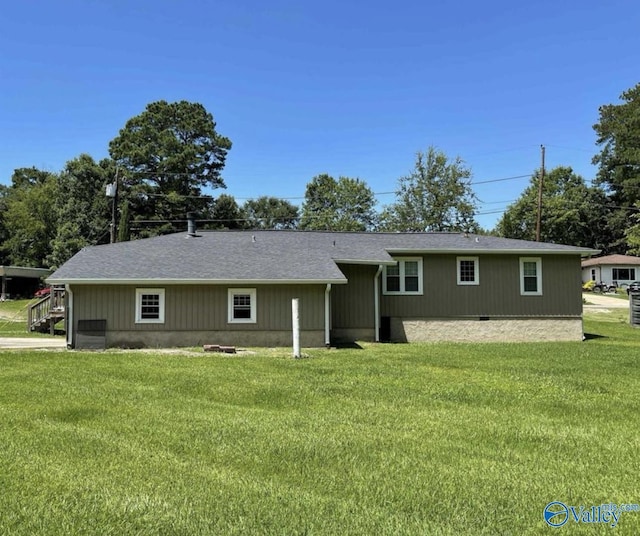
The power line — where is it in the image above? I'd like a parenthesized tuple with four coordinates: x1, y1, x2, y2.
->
(471, 174, 531, 185)
(128, 172, 532, 203)
(477, 199, 517, 205)
(544, 144, 595, 154)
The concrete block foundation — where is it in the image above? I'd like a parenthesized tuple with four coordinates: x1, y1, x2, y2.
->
(389, 317, 584, 343)
(78, 330, 326, 349)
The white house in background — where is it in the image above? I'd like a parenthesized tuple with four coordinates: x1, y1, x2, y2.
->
(581, 254, 640, 287)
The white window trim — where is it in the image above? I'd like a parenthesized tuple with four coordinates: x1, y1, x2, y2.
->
(135, 288, 165, 324)
(383, 257, 423, 295)
(520, 257, 542, 296)
(457, 256, 479, 286)
(228, 288, 257, 324)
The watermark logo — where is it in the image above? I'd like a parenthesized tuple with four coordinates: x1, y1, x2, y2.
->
(544, 502, 569, 527)
(544, 501, 639, 528)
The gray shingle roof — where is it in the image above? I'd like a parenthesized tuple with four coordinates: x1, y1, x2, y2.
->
(48, 230, 598, 284)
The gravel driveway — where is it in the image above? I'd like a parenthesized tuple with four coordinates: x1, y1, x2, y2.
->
(583, 293, 629, 310)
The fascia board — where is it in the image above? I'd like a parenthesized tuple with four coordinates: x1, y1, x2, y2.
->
(384, 248, 600, 256)
(332, 258, 397, 266)
(47, 277, 348, 285)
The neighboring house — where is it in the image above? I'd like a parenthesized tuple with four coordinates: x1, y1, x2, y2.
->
(48, 227, 598, 349)
(581, 254, 640, 287)
(0, 266, 52, 301)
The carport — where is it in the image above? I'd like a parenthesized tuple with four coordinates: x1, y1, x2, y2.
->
(0, 266, 52, 301)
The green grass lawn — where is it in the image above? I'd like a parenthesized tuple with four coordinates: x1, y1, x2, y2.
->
(0, 299, 64, 337)
(1, 313, 639, 535)
(0, 299, 31, 337)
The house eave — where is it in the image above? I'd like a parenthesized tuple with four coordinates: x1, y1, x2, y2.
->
(333, 258, 396, 266)
(46, 277, 348, 286)
(385, 248, 600, 256)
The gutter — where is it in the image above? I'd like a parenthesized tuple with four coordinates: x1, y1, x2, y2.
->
(46, 277, 349, 286)
(384, 248, 600, 256)
(325, 284, 331, 347)
(374, 265, 383, 342)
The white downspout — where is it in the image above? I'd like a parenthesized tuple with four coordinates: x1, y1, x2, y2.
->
(66, 284, 73, 349)
(374, 265, 383, 342)
(325, 284, 331, 347)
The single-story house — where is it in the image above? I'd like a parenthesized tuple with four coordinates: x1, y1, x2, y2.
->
(0, 266, 52, 301)
(581, 254, 640, 287)
(47, 227, 598, 348)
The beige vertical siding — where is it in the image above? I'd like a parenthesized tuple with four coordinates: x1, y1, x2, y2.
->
(71, 284, 326, 337)
(331, 264, 377, 329)
(381, 254, 583, 318)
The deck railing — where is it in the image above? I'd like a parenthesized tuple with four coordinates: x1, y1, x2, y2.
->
(28, 288, 65, 333)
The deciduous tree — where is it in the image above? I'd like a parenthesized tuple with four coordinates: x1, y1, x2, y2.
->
(209, 194, 245, 230)
(495, 166, 610, 249)
(380, 147, 478, 232)
(1, 168, 59, 267)
(243, 196, 299, 229)
(300, 174, 377, 231)
(48, 154, 112, 267)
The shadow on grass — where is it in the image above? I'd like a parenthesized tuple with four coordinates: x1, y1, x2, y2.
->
(332, 342, 364, 349)
(583, 333, 608, 341)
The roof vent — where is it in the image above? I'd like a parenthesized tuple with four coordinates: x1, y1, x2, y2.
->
(186, 212, 200, 238)
(475, 237, 480, 243)
(252, 235, 256, 243)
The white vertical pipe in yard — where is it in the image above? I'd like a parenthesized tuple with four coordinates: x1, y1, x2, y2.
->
(292, 298, 301, 358)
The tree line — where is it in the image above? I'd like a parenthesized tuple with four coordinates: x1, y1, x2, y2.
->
(1, 82, 639, 269)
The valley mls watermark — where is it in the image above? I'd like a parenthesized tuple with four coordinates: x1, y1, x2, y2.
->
(544, 501, 639, 528)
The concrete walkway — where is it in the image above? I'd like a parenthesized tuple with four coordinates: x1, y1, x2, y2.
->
(0, 337, 67, 349)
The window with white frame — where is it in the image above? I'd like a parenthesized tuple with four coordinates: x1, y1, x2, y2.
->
(383, 258, 423, 295)
(135, 288, 165, 323)
(520, 257, 542, 295)
(228, 288, 257, 323)
(457, 256, 479, 285)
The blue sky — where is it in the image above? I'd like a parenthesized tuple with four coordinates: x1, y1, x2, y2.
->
(1, 0, 639, 229)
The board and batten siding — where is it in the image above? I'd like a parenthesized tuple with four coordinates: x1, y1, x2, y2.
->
(381, 254, 583, 318)
(71, 284, 326, 333)
(331, 264, 377, 329)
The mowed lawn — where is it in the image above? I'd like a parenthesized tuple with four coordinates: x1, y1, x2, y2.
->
(1, 312, 639, 535)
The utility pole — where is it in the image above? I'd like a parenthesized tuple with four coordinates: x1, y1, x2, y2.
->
(535, 145, 545, 242)
(108, 169, 119, 244)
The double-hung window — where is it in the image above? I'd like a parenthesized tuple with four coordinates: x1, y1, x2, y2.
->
(383, 258, 423, 295)
(457, 256, 479, 285)
(135, 288, 165, 323)
(520, 257, 542, 296)
(228, 288, 257, 323)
